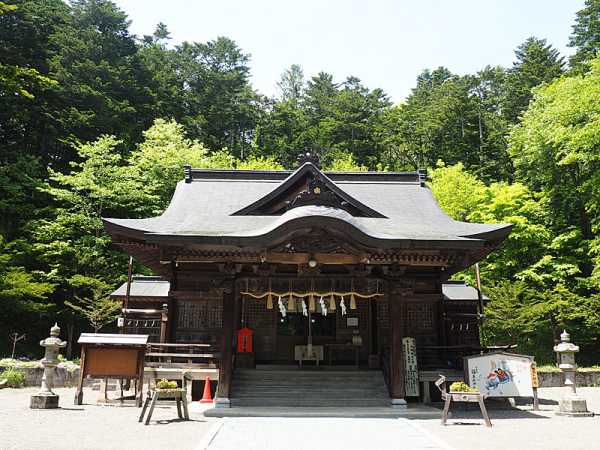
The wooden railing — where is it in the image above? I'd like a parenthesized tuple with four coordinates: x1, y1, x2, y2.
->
(417, 345, 517, 370)
(145, 343, 219, 369)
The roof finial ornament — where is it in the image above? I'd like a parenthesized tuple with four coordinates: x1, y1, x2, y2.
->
(418, 168, 427, 187)
(294, 148, 321, 170)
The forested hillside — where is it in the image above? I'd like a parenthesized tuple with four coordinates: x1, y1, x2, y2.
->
(1, 0, 600, 363)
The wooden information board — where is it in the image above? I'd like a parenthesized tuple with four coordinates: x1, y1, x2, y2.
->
(75, 333, 149, 407)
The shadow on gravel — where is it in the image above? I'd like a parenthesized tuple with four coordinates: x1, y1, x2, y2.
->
(427, 401, 554, 419)
(146, 418, 209, 426)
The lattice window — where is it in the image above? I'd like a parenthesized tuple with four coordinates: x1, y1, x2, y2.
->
(177, 300, 223, 330)
(207, 302, 223, 328)
(243, 296, 277, 330)
(336, 297, 368, 332)
(178, 301, 205, 328)
(406, 303, 435, 330)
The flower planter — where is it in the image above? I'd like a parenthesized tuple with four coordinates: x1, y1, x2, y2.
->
(448, 391, 487, 402)
(152, 388, 185, 399)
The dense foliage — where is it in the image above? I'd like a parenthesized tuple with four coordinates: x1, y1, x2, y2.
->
(1, 0, 600, 364)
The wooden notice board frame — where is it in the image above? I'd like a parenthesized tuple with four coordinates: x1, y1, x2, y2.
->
(75, 333, 149, 407)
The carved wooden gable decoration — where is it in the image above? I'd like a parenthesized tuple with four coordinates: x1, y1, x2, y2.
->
(232, 159, 387, 219)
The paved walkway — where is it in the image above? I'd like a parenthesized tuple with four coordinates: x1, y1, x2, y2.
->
(196, 417, 454, 450)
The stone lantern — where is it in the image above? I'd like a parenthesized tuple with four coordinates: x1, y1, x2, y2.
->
(30, 323, 67, 409)
(553, 330, 593, 417)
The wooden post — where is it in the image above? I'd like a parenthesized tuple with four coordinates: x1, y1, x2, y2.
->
(74, 345, 87, 405)
(389, 283, 407, 409)
(216, 280, 235, 408)
(160, 303, 168, 344)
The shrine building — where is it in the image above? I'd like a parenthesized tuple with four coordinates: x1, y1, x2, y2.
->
(103, 152, 511, 409)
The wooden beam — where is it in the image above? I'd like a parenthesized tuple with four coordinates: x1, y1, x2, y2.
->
(264, 252, 367, 265)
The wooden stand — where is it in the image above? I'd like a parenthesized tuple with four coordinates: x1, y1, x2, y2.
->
(139, 389, 189, 425)
(441, 392, 492, 427)
(75, 334, 148, 407)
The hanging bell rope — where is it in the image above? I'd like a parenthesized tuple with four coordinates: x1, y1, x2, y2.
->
(350, 279, 357, 310)
(330, 279, 336, 310)
(266, 278, 273, 309)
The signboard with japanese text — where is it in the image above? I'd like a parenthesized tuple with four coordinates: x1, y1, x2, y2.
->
(403, 337, 419, 397)
(464, 352, 535, 397)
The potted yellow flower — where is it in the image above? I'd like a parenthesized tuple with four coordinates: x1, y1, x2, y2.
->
(448, 381, 483, 401)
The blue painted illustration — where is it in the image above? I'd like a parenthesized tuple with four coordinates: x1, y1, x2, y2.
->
(478, 359, 514, 395)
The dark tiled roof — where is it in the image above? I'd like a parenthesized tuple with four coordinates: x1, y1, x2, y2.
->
(110, 276, 169, 299)
(103, 164, 512, 248)
(442, 280, 489, 301)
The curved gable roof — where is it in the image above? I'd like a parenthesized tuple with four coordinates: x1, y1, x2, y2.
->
(103, 163, 512, 250)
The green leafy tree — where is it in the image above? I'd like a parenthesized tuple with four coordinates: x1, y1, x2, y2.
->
(392, 68, 481, 172)
(176, 37, 260, 159)
(128, 118, 212, 210)
(467, 65, 512, 181)
(504, 37, 565, 124)
(568, 0, 600, 73)
(277, 64, 305, 106)
(64, 275, 121, 333)
(508, 58, 600, 286)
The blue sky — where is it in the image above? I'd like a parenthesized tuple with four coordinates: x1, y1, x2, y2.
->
(110, 0, 585, 104)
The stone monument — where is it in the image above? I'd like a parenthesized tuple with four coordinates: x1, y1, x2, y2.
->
(30, 323, 67, 409)
(553, 330, 593, 417)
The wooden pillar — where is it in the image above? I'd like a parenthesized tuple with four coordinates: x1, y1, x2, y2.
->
(389, 281, 408, 409)
(215, 279, 235, 408)
(159, 303, 168, 344)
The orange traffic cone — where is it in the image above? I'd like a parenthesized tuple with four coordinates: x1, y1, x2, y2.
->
(200, 376, 213, 404)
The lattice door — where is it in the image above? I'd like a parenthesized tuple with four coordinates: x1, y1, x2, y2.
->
(243, 296, 277, 360)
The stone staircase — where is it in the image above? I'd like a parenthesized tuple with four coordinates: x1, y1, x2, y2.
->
(230, 367, 390, 408)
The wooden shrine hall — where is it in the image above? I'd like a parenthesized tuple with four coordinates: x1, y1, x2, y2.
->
(103, 152, 512, 409)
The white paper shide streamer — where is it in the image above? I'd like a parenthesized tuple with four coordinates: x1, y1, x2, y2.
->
(278, 296, 286, 317)
(319, 296, 327, 316)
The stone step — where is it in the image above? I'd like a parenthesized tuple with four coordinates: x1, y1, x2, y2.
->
(231, 392, 389, 400)
(231, 368, 390, 408)
(231, 386, 389, 393)
(230, 398, 390, 408)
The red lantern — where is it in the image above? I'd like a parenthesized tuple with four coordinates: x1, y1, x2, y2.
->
(237, 327, 253, 353)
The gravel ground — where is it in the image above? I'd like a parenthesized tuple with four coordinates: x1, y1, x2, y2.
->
(414, 386, 600, 450)
(0, 386, 217, 450)
(2, 386, 600, 450)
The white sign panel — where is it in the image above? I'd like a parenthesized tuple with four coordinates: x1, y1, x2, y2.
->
(402, 337, 419, 397)
(466, 352, 534, 397)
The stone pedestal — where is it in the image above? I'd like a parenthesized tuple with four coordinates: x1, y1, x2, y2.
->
(214, 396, 231, 408)
(30, 393, 59, 409)
(390, 398, 407, 410)
(556, 396, 594, 417)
